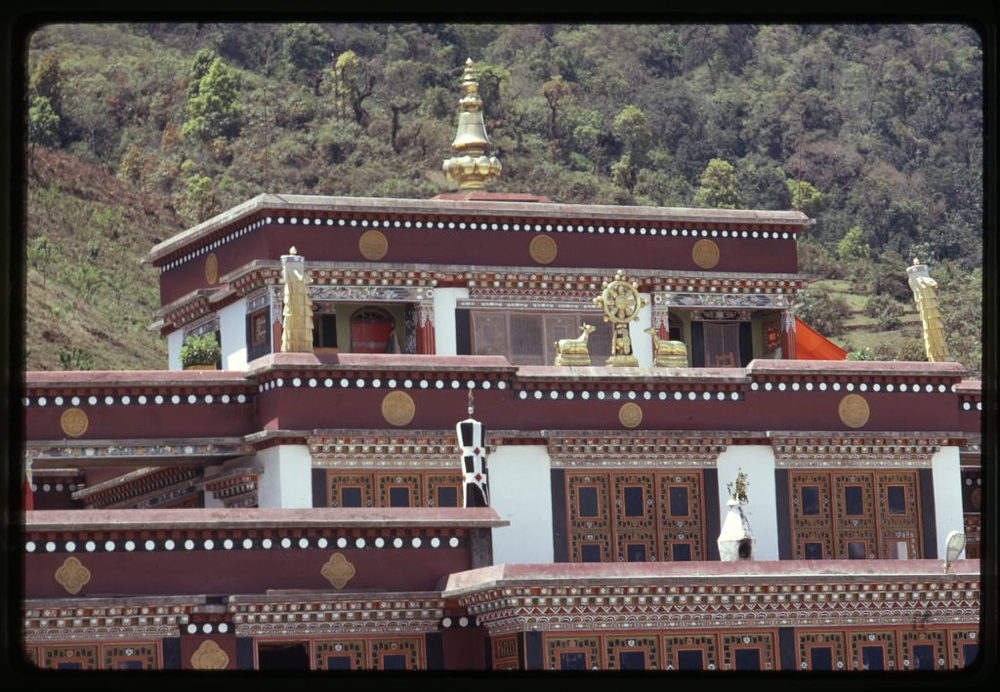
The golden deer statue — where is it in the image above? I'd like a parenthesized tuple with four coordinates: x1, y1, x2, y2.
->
(644, 327, 689, 367)
(554, 324, 596, 366)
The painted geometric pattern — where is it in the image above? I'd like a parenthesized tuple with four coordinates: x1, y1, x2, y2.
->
(850, 630, 898, 671)
(567, 471, 705, 562)
(949, 630, 980, 670)
(102, 643, 159, 670)
(42, 644, 98, 669)
(603, 634, 660, 671)
(313, 639, 366, 670)
(326, 471, 461, 508)
(662, 633, 719, 671)
(492, 634, 519, 670)
(899, 629, 948, 671)
(544, 635, 600, 671)
(720, 631, 776, 671)
(789, 470, 921, 560)
(796, 630, 847, 671)
(369, 637, 422, 670)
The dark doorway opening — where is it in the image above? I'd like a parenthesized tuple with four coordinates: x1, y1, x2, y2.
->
(258, 642, 311, 670)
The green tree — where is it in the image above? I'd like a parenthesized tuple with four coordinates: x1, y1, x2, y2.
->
(693, 158, 742, 209)
(281, 23, 331, 94)
(794, 286, 851, 337)
(183, 174, 220, 223)
(837, 226, 872, 262)
(30, 52, 64, 118)
(541, 74, 572, 145)
(28, 96, 61, 161)
(787, 178, 824, 217)
(182, 58, 243, 142)
(332, 50, 375, 127)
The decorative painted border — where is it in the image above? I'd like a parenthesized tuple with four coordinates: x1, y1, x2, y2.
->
(25, 531, 467, 555)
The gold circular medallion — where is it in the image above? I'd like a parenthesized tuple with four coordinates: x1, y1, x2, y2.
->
(838, 394, 871, 428)
(692, 239, 720, 269)
(205, 252, 218, 284)
(60, 408, 89, 438)
(359, 230, 389, 260)
(381, 391, 415, 426)
(529, 235, 558, 265)
(619, 402, 643, 428)
(971, 487, 981, 510)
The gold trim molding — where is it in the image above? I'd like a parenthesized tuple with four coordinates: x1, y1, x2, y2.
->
(321, 553, 357, 589)
(59, 408, 89, 438)
(54, 557, 91, 595)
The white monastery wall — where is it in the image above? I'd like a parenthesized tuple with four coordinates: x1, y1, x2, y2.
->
(432, 287, 469, 356)
(931, 446, 964, 558)
(167, 330, 183, 371)
(254, 445, 313, 508)
(488, 445, 554, 564)
(715, 445, 779, 560)
(218, 298, 248, 371)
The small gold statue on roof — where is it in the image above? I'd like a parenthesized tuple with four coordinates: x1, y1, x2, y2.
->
(593, 270, 647, 367)
(442, 59, 502, 191)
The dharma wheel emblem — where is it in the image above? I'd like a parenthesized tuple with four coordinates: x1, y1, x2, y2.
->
(692, 239, 720, 269)
(593, 270, 648, 367)
(60, 408, 89, 437)
(359, 230, 389, 261)
(381, 391, 416, 427)
(838, 394, 871, 429)
(529, 235, 558, 264)
(619, 403, 643, 428)
(205, 252, 218, 284)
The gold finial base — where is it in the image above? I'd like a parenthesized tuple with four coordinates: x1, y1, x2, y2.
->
(605, 354, 640, 368)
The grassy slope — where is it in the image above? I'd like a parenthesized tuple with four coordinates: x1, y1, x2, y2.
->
(809, 278, 923, 355)
(24, 148, 185, 370)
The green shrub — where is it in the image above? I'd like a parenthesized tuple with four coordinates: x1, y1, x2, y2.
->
(179, 333, 221, 367)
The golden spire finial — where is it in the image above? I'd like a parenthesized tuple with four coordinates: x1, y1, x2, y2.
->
(443, 59, 502, 191)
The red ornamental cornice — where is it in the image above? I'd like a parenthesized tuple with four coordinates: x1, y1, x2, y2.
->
(24, 597, 201, 642)
(143, 193, 812, 268)
(72, 466, 202, 509)
(443, 562, 980, 635)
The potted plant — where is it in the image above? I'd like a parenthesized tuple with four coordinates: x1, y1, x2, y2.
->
(717, 468, 755, 561)
(180, 333, 221, 370)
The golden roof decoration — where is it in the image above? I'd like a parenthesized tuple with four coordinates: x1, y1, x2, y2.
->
(443, 58, 502, 191)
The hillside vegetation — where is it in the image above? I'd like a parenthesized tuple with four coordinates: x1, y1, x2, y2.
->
(24, 23, 983, 374)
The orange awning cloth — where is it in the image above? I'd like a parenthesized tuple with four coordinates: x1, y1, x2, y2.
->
(794, 316, 847, 360)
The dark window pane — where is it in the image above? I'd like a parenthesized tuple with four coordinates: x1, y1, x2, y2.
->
(844, 486, 864, 515)
(436, 486, 458, 507)
(677, 650, 703, 670)
(810, 647, 833, 671)
(671, 543, 692, 561)
(388, 487, 410, 508)
(325, 655, 352, 670)
(805, 542, 823, 559)
(623, 486, 644, 517)
(626, 543, 647, 562)
(115, 660, 143, 670)
(340, 487, 362, 508)
(56, 662, 83, 669)
(861, 646, 884, 671)
(912, 644, 934, 670)
(381, 654, 407, 670)
(559, 652, 587, 670)
(887, 486, 906, 515)
(314, 314, 338, 348)
(848, 541, 867, 560)
(581, 545, 602, 563)
(801, 486, 820, 515)
(619, 651, 646, 670)
(734, 649, 760, 670)
(962, 644, 979, 667)
(669, 486, 689, 517)
(578, 487, 599, 517)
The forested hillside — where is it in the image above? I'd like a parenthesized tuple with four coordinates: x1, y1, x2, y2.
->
(24, 23, 983, 373)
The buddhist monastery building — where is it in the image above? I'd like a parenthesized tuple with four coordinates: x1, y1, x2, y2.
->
(20, 59, 982, 674)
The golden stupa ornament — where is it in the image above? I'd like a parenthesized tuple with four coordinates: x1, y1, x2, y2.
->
(906, 258, 950, 362)
(280, 246, 314, 353)
(443, 59, 502, 191)
(593, 270, 648, 367)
